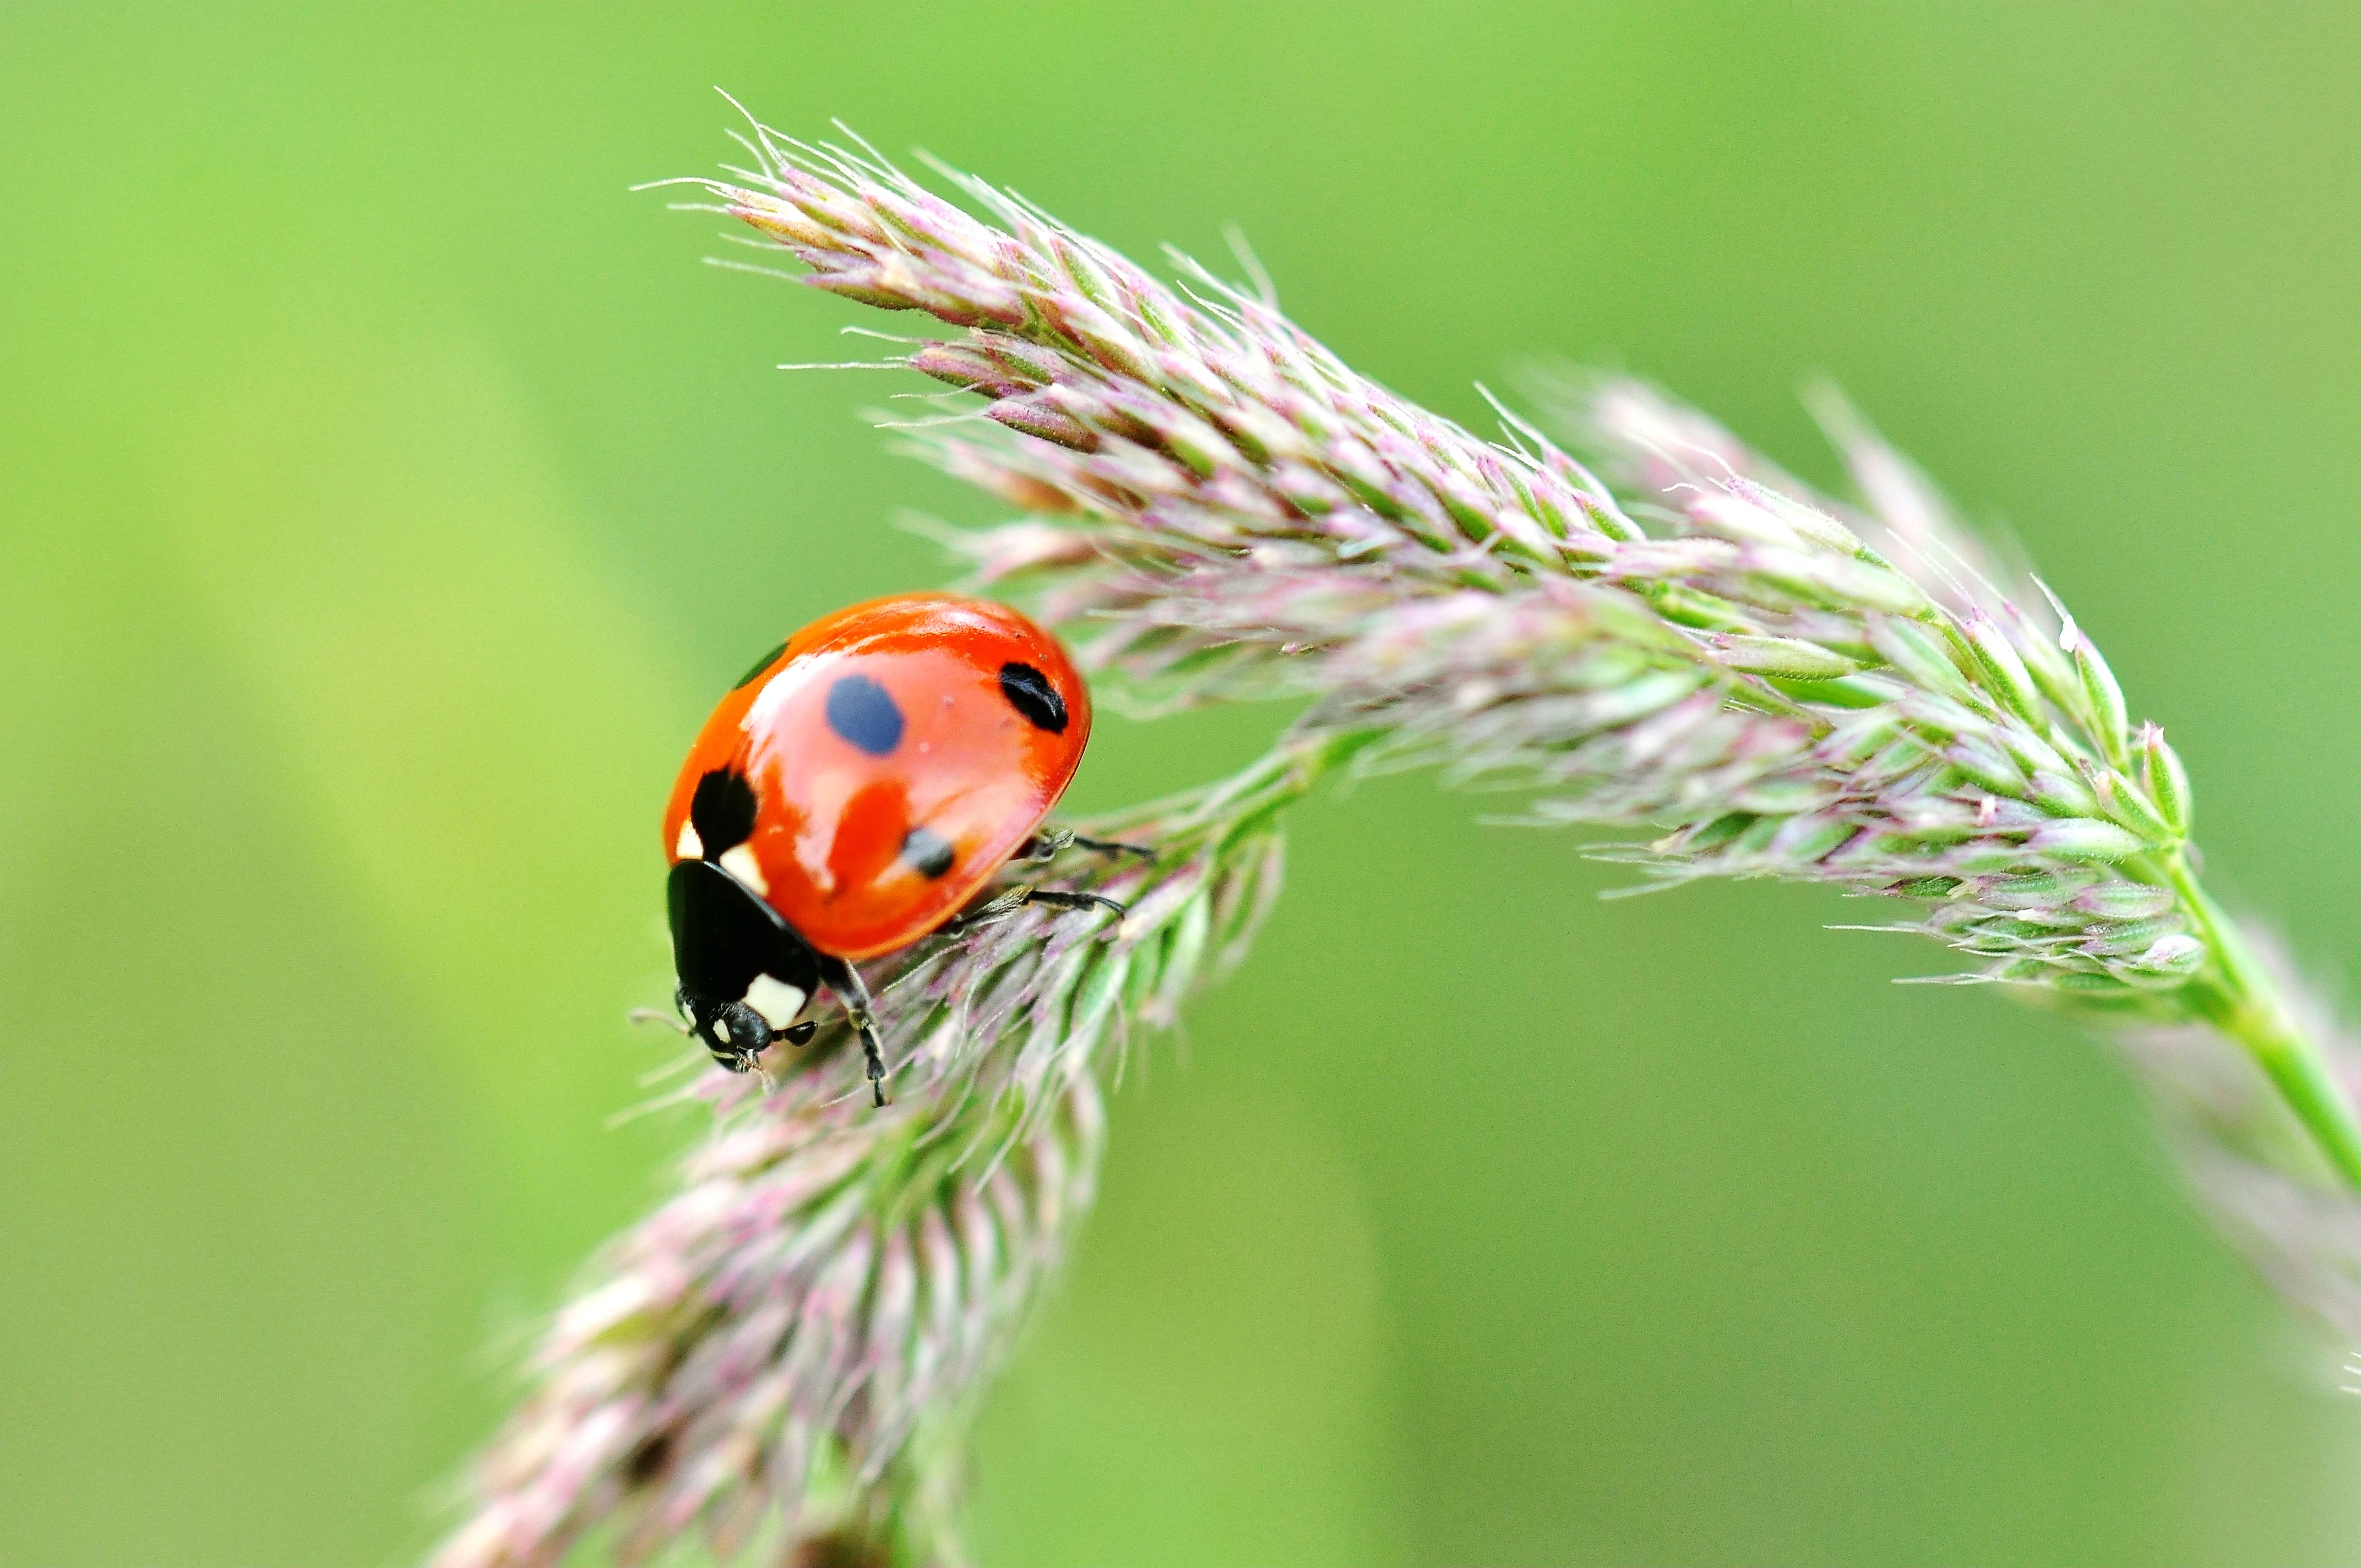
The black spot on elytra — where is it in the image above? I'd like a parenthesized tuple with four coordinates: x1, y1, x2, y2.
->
(998, 661, 1067, 733)
(900, 824, 956, 879)
(732, 639, 788, 690)
(689, 769, 758, 856)
(825, 673, 905, 755)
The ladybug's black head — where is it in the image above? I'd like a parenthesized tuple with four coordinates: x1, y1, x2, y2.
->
(667, 857, 823, 1075)
(677, 990, 817, 1073)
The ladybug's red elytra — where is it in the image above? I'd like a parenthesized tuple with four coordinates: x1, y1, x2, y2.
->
(662, 592, 1134, 1103)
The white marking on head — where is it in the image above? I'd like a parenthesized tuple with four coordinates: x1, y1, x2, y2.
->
(719, 843, 769, 896)
(675, 820, 704, 859)
(744, 974, 808, 1030)
(712, 1017, 733, 1044)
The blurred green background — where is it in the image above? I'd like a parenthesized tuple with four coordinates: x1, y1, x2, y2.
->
(4, 2, 2357, 1563)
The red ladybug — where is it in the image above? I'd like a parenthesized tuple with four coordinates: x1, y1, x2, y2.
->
(662, 592, 1129, 1103)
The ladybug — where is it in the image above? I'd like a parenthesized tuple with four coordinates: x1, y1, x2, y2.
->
(661, 592, 1133, 1104)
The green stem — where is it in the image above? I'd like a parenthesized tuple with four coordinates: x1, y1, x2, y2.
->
(2169, 856, 2361, 1190)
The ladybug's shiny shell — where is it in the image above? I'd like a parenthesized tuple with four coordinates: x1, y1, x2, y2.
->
(662, 592, 1091, 962)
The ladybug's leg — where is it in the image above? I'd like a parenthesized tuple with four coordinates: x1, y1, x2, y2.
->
(1024, 889, 1130, 917)
(819, 956, 890, 1108)
(1015, 829, 1156, 863)
(940, 886, 1032, 935)
(1014, 827, 1070, 862)
(943, 886, 1129, 940)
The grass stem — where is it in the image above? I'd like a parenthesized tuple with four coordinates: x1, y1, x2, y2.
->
(2171, 858, 2361, 1190)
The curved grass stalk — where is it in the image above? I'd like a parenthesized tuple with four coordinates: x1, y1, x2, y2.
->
(434, 108, 2361, 1568)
